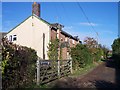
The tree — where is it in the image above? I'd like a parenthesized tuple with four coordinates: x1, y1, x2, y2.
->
(84, 37, 102, 62)
(112, 38, 120, 55)
(84, 37, 98, 49)
(112, 38, 120, 67)
(100, 45, 109, 59)
(47, 39, 59, 60)
(70, 44, 93, 70)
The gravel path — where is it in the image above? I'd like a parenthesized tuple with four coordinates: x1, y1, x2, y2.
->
(51, 59, 120, 89)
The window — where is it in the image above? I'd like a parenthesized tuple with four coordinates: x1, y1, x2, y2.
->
(57, 33, 59, 39)
(13, 35, 17, 41)
(9, 35, 12, 41)
(72, 40, 75, 44)
(60, 38, 63, 41)
(65, 37, 68, 42)
(68, 38, 70, 44)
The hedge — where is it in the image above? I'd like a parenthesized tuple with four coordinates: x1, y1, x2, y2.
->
(1, 38, 37, 89)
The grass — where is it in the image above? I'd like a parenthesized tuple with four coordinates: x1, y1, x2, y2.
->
(70, 63, 96, 78)
(70, 60, 103, 78)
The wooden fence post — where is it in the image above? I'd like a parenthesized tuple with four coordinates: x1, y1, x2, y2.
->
(70, 60, 73, 74)
(57, 60, 60, 77)
(37, 59, 40, 85)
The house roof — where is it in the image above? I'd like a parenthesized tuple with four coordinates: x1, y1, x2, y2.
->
(61, 30, 79, 41)
(7, 14, 80, 41)
(51, 23, 79, 41)
(33, 14, 51, 26)
(7, 14, 51, 34)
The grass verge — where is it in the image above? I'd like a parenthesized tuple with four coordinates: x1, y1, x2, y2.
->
(70, 60, 103, 78)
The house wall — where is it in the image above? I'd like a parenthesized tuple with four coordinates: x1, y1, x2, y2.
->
(59, 32, 68, 60)
(50, 28, 79, 60)
(6, 15, 50, 59)
(51, 29, 57, 40)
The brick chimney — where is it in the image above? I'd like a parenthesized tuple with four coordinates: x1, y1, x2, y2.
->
(32, 2, 40, 17)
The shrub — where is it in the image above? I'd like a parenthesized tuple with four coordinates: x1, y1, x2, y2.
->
(92, 48, 103, 62)
(70, 44, 93, 70)
(1, 38, 37, 89)
(47, 39, 59, 60)
(112, 38, 120, 67)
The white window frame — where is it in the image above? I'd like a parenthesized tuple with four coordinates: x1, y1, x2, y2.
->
(65, 37, 68, 42)
(13, 35, 17, 41)
(72, 39, 75, 44)
(9, 35, 12, 41)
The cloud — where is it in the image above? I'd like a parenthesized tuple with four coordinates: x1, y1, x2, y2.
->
(63, 26, 73, 31)
(63, 26, 97, 42)
(79, 22, 98, 26)
(62, 25, 114, 50)
(101, 30, 114, 34)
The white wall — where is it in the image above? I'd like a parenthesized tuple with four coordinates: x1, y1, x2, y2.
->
(6, 15, 50, 59)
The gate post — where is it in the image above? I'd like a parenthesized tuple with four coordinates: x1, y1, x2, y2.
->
(37, 59, 40, 85)
(70, 60, 73, 74)
(57, 60, 60, 77)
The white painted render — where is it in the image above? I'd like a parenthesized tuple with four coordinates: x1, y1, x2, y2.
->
(6, 15, 50, 59)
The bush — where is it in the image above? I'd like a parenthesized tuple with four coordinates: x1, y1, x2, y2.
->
(1, 38, 37, 89)
(112, 38, 120, 67)
(47, 39, 59, 60)
(92, 48, 103, 62)
(70, 44, 93, 70)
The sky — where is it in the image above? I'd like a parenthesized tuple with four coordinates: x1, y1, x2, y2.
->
(1, 2, 118, 50)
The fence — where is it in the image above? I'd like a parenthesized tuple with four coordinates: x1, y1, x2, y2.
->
(36, 60, 72, 85)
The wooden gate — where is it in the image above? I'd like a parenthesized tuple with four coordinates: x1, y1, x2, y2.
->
(36, 60, 72, 85)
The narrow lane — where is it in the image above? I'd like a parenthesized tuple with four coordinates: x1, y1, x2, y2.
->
(51, 59, 120, 89)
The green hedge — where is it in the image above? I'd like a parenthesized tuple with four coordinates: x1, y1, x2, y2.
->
(70, 43, 103, 70)
(112, 38, 120, 67)
(70, 44, 93, 69)
(1, 38, 37, 89)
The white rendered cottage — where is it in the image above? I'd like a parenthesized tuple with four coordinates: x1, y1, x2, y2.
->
(6, 14, 51, 59)
(6, 2, 80, 60)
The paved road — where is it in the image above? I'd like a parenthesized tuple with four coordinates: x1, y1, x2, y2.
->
(51, 59, 120, 89)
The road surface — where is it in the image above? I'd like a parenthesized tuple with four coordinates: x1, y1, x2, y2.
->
(51, 59, 120, 89)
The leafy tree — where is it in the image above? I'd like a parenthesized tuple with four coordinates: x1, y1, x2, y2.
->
(112, 38, 120, 55)
(84, 37, 98, 49)
(70, 44, 93, 70)
(84, 37, 102, 62)
(100, 45, 109, 59)
(112, 38, 120, 67)
(47, 39, 59, 60)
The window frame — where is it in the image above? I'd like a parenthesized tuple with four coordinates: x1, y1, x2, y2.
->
(13, 35, 17, 41)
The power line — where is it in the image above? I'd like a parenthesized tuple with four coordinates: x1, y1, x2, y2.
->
(60, 2, 71, 23)
(76, 2, 99, 42)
